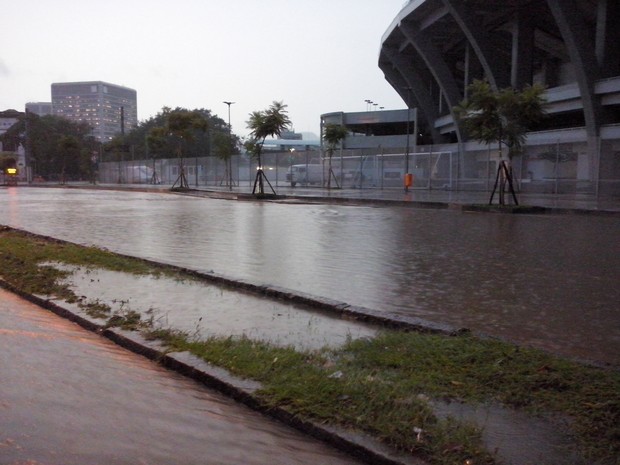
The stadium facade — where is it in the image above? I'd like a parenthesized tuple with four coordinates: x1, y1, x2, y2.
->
(379, 0, 620, 195)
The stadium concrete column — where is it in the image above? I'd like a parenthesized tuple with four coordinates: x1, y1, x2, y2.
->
(381, 47, 442, 142)
(511, 10, 535, 89)
(595, 0, 620, 76)
(398, 20, 464, 143)
(547, 0, 603, 191)
(441, 0, 511, 90)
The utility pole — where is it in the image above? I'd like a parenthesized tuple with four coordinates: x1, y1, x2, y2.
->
(404, 87, 412, 193)
(223, 101, 235, 190)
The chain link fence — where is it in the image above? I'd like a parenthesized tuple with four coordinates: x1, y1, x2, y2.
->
(96, 136, 620, 196)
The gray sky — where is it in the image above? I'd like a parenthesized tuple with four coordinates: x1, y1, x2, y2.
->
(1, 0, 407, 138)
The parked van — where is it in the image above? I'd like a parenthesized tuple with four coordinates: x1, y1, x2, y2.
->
(122, 165, 159, 184)
(286, 164, 324, 187)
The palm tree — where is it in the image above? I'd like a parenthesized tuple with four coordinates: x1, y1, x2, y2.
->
(246, 101, 291, 196)
(322, 124, 348, 189)
(455, 80, 546, 205)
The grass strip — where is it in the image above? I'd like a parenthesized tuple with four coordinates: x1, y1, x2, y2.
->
(1, 227, 618, 464)
(147, 328, 619, 465)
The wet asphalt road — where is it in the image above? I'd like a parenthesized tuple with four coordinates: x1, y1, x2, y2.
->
(0, 289, 363, 465)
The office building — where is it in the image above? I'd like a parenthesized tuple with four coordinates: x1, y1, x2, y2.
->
(26, 102, 53, 116)
(51, 81, 137, 142)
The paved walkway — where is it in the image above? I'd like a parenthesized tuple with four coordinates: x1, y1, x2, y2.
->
(251, 185, 620, 212)
(0, 288, 365, 465)
(74, 182, 620, 213)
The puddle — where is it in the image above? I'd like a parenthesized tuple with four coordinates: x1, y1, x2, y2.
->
(54, 264, 377, 351)
(432, 400, 584, 465)
(44, 263, 587, 464)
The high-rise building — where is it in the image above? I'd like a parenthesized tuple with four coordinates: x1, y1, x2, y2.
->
(51, 81, 137, 142)
(26, 102, 53, 116)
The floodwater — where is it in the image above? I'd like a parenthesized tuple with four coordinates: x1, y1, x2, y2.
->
(57, 264, 377, 350)
(0, 288, 363, 465)
(1, 187, 619, 366)
(432, 400, 583, 465)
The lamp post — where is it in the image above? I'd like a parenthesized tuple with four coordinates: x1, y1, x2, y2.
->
(289, 148, 295, 187)
(404, 87, 412, 193)
(223, 101, 235, 190)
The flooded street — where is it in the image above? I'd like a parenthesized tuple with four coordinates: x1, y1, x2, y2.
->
(0, 289, 363, 465)
(1, 186, 619, 366)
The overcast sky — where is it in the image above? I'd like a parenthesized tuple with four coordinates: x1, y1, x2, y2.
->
(1, 0, 407, 138)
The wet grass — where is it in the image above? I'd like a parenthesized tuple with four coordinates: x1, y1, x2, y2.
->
(0, 227, 154, 295)
(1, 226, 619, 465)
(147, 328, 620, 465)
(0, 227, 172, 329)
(146, 328, 494, 464)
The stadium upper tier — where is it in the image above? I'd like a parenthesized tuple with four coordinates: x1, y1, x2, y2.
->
(379, 0, 620, 146)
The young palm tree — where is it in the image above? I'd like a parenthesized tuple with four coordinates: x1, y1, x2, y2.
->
(322, 124, 348, 189)
(213, 131, 237, 189)
(246, 101, 291, 195)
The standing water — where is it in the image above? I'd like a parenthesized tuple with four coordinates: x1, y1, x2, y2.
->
(1, 187, 619, 366)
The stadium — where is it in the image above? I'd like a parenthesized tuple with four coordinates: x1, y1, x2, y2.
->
(378, 0, 620, 195)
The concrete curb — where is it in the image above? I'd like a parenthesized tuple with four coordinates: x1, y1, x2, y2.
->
(26, 183, 620, 217)
(237, 192, 620, 217)
(0, 277, 426, 465)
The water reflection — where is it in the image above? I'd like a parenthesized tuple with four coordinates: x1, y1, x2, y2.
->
(1, 187, 618, 366)
(57, 264, 377, 350)
(0, 289, 363, 465)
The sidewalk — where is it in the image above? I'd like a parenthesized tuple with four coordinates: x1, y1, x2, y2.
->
(167, 185, 620, 214)
(245, 185, 620, 213)
(0, 283, 421, 465)
(23, 181, 620, 214)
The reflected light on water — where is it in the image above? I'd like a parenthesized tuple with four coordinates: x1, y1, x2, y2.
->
(1, 187, 618, 366)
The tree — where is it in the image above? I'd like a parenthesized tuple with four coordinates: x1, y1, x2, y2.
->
(213, 131, 238, 189)
(109, 106, 232, 160)
(246, 101, 291, 196)
(57, 135, 80, 184)
(0, 112, 97, 181)
(148, 108, 209, 190)
(322, 124, 348, 189)
(455, 80, 546, 205)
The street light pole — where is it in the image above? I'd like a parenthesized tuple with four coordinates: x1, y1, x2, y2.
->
(223, 101, 234, 128)
(404, 87, 412, 193)
(223, 101, 235, 190)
